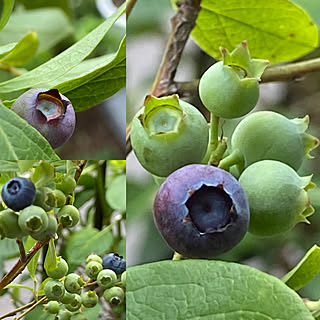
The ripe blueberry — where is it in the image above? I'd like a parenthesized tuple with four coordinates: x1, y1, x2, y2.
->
(11, 88, 75, 149)
(1, 177, 36, 211)
(153, 164, 250, 258)
(102, 253, 126, 274)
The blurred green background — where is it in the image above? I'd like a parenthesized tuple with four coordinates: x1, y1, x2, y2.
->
(0, 0, 126, 159)
(127, 0, 320, 301)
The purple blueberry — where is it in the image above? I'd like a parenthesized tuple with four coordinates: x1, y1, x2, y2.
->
(1, 177, 36, 211)
(11, 88, 75, 149)
(153, 164, 250, 258)
(102, 253, 126, 274)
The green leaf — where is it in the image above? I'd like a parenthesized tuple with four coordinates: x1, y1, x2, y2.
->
(0, 43, 16, 58)
(282, 245, 320, 291)
(0, 8, 73, 53)
(40, 36, 126, 112)
(31, 161, 55, 188)
(106, 174, 126, 212)
(16, 0, 71, 16)
(4, 283, 34, 293)
(0, 31, 39, 66)
(44, 239, 57, 272)
(0, 3, 126, 94)
(25, 236, 40, 281)
(0, 160, 19, 172)
(0, 103, 59, 160)
(0, 0, 14, 31)
(65, 226, 113, 272)
(17, 160, 37, 172)
(0, 238, 19, 259)
(189, 0, 318, 63)
(127, 260, 314, 320)
(37, 277, 51, 298)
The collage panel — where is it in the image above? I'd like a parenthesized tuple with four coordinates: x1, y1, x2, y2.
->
(0, 0, 126, 160)
(0, 160, 126, 319)
(126, 0, 320, 320)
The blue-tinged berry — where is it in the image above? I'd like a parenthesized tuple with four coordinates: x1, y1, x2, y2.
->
(102, 253, 126, 274)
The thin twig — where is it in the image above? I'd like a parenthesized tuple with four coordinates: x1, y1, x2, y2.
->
(73, 160, 87, 183)
(16, 239, 26, 263)
(126, 0, 137, 21)
(14, 296, 47, 320)
(0, 300, 35, 320)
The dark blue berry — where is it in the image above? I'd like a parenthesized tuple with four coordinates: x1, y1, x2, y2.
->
(102, 253, 126, 274)
(153, 164, 250, 258)
(1, 177, 36, 211)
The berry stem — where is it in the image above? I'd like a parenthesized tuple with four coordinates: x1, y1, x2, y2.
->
(209, 114, 219, 152)
(218, 149, 244, 172)
(14, 296, 48, 320)
(16, 238, 26, 263)
(172, 252, 183, 261)
(0, 300, 35, 320)
(126, 0, 137, 21)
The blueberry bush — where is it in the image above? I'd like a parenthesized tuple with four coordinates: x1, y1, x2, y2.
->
(127, 0, 320, 319)
(0, 1, 126, 159)
(0, 160, 126, 319)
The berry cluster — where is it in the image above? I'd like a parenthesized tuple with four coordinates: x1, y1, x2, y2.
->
(130, 41, 319, 258)
(43, 253, 126, 319)
(0, 175, 79, 241)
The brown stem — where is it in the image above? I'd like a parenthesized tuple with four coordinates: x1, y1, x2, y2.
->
(16, 239, 26, 263)
(151, 0, 202, 97)
(126, 0, 137, 21)
(0, 241, 48, 291)
(14, 296, 48, 320)
(73, 160, 87, 182)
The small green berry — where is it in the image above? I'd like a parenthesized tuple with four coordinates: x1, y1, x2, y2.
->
(60, 290, 76, 304)
(57, 205, 80, 228)
(30, 213, 58, 241)
(97, 269, 117, 289)
(56, 310, 73, 320)
(44, 280, 65, 301)
(46, 300, 60, 314)
(86, 253, 102, 265)
(64, 273, 84, 294)
(103, 286, 124, 305)
(0, 209, 25, 239)
(81, 290, 98, 308)
(65, 294, 82, 312)
(46, 256, 69, 279)
(18, 205, 48, 233)
(57, 176, 77, 195)
(121, 271, 126, 287)
(85, 261, 103, 280)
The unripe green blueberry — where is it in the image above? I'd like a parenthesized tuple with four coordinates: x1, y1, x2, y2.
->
(18, 205, 48, 234)
(239, 160, 315, 236)
(220, 111, 319, 172)
(44, 280, 65, 301)
(60, 291, 76, 304)
(85, 261, 103, 280)
(65, 294, 82, 312)
(30, 213, 58, 241)
(33, 187, 54, 211)
(52, 189, 66, 207)
(121, 271, 126, 287)
(131, 94, 209, 177)
(64, 273, 84, 294)
(97, 269, 117, 288)
(103, 286, 124, 305)
(81, 290, 98, 308)
(56, 310, 73, 320)
(57, 205, 80, 228)
(45, 300, 60, 314)
(57, 176, 77, 195)
(0, 209, 25, 239)
(46, 256, 69, 279)
(199, 41, 268, 119)
(86, 253, 102, 265)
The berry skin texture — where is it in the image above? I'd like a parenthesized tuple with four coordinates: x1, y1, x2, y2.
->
(60, 291, 76, 304)
(220, 111, 319, 172)
(65, 294, 82, 312)
(46, 300, 60, 314)
(121, 271, 126, 287)
(11, 88, 75, 149)
(0, 209, 25, 239)
(97, 269, 117, 288)
(30, 213, 58, 241)
(64, 273, 84, 294)
(103, 286, 124, 305)
(102, 253, 126, 274)
(33, 187, 54, 212)
(81, 291, 98, 308)
(131, 94, 209, 177)
(57, 205, 80, 228)
(1, 177, 36, 211)
(153, 164, 250, 258)
(199, 41, 268, 119)
(239, 160, 315, 236)
(18, 205, 48, 234)
(56, 310, 73, 320)
(44, 280, 65, 301)
(46, 256, 69, 279)
(85, 261, 103, 280)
